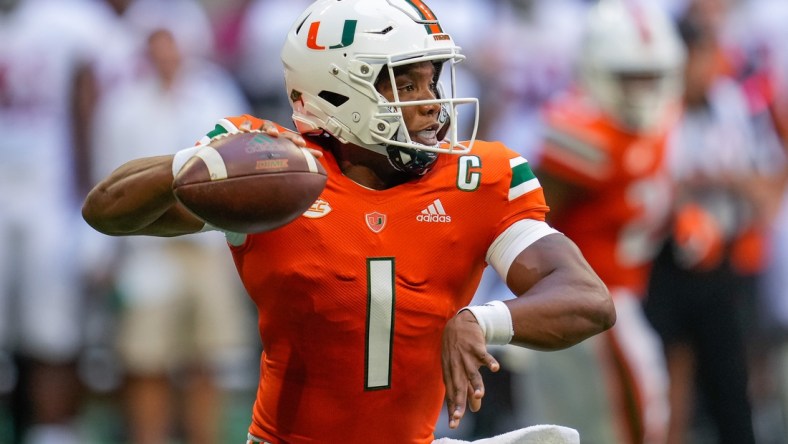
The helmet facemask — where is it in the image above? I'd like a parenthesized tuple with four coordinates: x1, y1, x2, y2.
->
(374, 60, 456, 175)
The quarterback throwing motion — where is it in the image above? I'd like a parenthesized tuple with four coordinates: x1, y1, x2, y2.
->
(82, 1, 615, 443)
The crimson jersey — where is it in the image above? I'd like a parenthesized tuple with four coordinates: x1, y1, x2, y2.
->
(537, 93, 674, 295)
(211, 115, 549, 443)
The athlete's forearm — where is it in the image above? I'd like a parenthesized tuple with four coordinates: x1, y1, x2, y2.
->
(507, 266, 612, 350)
(505, 235, 615, 350)
(82, 155, 202, 236)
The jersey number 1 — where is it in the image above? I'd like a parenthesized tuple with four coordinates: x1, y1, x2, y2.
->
(365, 258, 395, 390)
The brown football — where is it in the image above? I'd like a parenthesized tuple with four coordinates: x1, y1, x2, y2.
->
(172, 130, 327, 233)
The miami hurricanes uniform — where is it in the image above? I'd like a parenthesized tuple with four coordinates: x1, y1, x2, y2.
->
(205, 115, 552, 443)
(532, 93, 674, 444)
(538, 92, 673, 295)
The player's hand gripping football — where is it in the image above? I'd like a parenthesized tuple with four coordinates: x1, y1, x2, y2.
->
(441, 310, 501, 429)
(239, 118, 323, 159)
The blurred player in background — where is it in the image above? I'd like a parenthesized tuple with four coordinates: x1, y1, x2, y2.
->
(81, 0, 615, 442)
(644, 1, 787, 441)
(522, 1, 686, 443)
(0, 0, 108, 442)
(727, 0, 788, 440)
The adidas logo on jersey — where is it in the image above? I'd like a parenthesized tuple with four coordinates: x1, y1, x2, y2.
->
(416, 199, 452, 223)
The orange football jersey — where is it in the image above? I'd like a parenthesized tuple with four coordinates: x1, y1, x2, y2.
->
(537, 93, 674, 295)
(210, 115, 549, 443)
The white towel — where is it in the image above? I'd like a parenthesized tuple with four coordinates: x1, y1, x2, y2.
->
(433, 424, 580, 444)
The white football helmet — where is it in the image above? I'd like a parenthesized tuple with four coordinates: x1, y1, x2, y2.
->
(580, 0, 686, 132)
(281, 0, 478, 175)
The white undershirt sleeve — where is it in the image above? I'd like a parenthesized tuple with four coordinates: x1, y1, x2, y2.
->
(486, 219, 560, 281)
(198, 223, 247, 246)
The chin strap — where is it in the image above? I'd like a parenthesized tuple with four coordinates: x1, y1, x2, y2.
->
(385, 145, 438, 176)
(383, 121, 442, 175)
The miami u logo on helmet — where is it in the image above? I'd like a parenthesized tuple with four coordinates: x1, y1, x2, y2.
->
(306, 20, 358, 50)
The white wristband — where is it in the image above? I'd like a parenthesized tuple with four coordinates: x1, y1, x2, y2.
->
(460, 300, 514, 345)
(172, 145, 204, 177)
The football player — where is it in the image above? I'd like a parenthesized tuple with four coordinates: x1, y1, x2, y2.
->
(0, 0, 107, 442)
(82, 0, 615, 442)
(524, 1, 685, 443)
